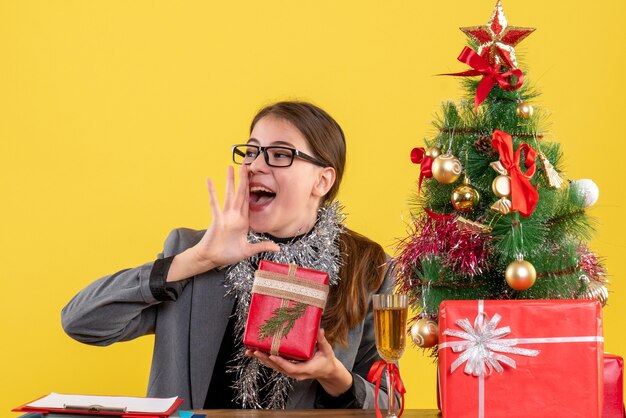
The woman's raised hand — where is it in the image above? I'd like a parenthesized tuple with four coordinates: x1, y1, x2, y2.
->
(166, 166, 279, 282)
(197, 165, 279, 267)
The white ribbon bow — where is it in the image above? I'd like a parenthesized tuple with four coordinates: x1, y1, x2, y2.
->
(443, 312, 540, 376)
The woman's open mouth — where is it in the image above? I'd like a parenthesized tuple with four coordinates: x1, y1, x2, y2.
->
(249, 185, 276, 212)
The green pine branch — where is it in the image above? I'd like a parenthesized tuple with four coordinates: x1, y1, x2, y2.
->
(544, 185, 597, 241)
(258, 302, 307, 340)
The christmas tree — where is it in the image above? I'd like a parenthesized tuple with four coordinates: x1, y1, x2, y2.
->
(395, 0, 608, 350)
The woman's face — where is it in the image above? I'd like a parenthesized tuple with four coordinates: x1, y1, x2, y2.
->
(246, 115, 335, 238)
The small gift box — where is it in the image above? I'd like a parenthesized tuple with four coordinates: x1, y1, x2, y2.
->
(243, 260, 329, 361)
(438, 300, 604, 418)
(604, 353, 625, 418)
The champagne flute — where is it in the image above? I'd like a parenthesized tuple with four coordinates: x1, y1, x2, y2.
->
(372, 294, 408, 418)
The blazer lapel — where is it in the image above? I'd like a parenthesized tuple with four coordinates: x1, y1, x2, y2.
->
(189, 269, 235, 409)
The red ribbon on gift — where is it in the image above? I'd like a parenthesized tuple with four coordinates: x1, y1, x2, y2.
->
(367, 360, 406, 418)
(410, 147, 434, 196)
(491, 130, 539, 218)
(443, 47, 524, 111)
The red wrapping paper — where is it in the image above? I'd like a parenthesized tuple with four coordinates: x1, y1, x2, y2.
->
(604, 353, 625, 418)
(438, 300, 603, 418)
(243, 260, 329, 361)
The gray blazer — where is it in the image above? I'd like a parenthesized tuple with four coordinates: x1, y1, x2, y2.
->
(61, 228, 395, 410)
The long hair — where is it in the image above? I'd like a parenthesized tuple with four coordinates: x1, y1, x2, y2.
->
(250, 101, 386, 346)
(328, 229, 387, 346)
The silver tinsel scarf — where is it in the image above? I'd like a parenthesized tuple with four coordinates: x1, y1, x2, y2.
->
(224, 201, 344, 409)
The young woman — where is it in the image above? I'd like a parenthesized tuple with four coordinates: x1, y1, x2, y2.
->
(62, 101, 396, 410)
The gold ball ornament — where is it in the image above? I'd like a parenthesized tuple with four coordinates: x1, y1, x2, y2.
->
(589, 282, 609, 307)
(431, 153, 462, 184)
(410, 318, 439, 348)
(505, 259, 537, 291)
(579, 275, 609, 307)
(452, 183, 480, 212)
(425, 146, 441, 159)
(516, 102, 534, 119)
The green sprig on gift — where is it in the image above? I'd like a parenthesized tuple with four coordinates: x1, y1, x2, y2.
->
(258, 302, 307, 340)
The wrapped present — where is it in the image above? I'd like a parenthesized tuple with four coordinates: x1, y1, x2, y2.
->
(243, 260, 329, 361)
(604, 353, 625, 418)
(438, 300, 604, 418)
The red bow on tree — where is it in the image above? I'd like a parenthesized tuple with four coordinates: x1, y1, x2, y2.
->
(367, 360, 406, 418)
(443, 46, 524, 111)
(491, 130, 539, 218)
(410, 147, 434, 196)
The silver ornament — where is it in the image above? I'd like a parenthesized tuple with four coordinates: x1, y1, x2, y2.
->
(570, 179, 599, 208)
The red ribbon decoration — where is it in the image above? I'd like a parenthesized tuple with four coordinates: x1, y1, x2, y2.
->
(491, 130, 539, 218)
(443, 47, 524, 111)
(410, 147, 433, 196)
(424, 208, 456, 221)
(367, 360, 406, 418)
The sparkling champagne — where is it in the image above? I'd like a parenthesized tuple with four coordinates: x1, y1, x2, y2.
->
(374, 307, 408, 361)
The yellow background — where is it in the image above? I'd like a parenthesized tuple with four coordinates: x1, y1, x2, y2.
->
(2, 0, 625, 413)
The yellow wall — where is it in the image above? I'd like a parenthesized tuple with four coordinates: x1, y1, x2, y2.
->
(2, 0, 625, 413)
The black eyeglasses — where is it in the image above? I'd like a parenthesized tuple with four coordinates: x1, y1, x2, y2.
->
(231, 144, 327, 168)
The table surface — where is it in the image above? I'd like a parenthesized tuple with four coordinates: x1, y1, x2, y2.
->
(192, 410, 441, 417)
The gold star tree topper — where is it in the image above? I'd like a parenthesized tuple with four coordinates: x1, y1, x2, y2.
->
(460, 1, 535, 69)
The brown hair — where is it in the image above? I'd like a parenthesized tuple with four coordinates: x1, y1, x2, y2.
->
(250, 101, 386, 346)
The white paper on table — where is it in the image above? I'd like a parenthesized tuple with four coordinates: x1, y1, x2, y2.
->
(27, 392, 179, 413)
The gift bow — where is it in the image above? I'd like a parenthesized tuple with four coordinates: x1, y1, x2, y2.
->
(491, 130, 539, 218)
(410, 147, 433, 196)
(442, 312, 540, 377)
(367, 360, 406, 418)
(443, 46, 524, 111)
